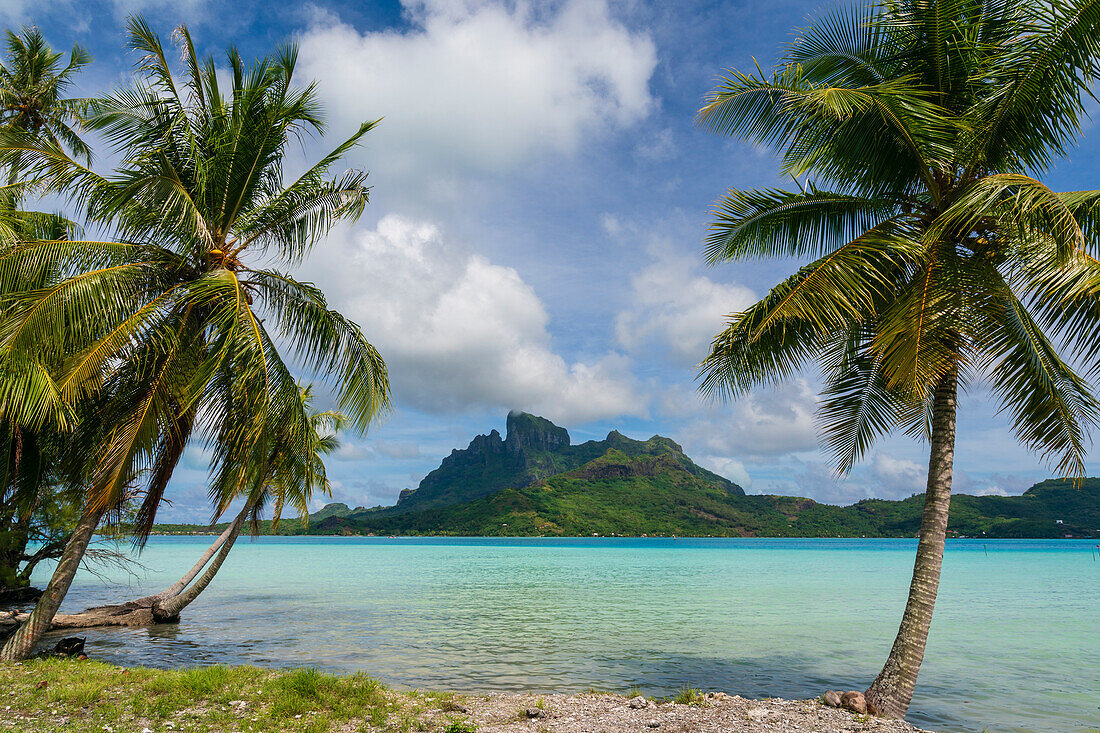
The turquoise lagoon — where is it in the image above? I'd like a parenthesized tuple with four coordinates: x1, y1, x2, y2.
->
(31, 537, 1100, 732)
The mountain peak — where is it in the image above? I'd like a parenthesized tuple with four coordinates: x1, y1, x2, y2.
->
(390, 412, 743, 515)
(505, 411, 570, 453)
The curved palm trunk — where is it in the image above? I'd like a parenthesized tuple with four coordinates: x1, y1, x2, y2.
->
(142, 517, 238, 605)
(865, 371, 957, 718)
(0, 504, 103, 661)
(151, 504, 247, 621)
(9, 503, 252, 631)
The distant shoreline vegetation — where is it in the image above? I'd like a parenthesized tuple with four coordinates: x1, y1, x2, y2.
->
(145, 481, 1100, 540)
(146, 414, 1099, 540)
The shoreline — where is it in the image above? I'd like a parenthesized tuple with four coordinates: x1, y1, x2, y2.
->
(0, 658, 934, 733)
(137, 531, 1093, 540)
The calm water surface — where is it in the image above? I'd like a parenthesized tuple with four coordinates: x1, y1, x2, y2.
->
(30, 537, 1100, 733)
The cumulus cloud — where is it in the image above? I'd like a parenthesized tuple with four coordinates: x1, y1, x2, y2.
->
(767, 451, 928, 505)
(699, 455, 752, 490)
(867, 453, 925, 496)
(973, 485, 1010, 497)
(615, 247, 756, 364)
(675, 379, 820, 461)
(296, 214, 644, 424)
(297, 0, 656, 182)
(332, 439, 422, 461)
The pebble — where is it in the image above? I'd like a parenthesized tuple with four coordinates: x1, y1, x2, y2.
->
(645, 719, 660, 728)
(628, 696, 649, 709)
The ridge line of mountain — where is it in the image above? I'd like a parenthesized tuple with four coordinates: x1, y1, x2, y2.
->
(148, 413, 1099, 539)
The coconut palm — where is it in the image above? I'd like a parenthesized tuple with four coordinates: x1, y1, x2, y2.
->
(49, 385, 343, 627)
(0, 18, 389, 661)
(0, 28, 94, 599)
(0, 27, 90, 163)
(696, 0, 1100, 718)
(148, 385, 342, 622)
(0, 201, 89, 596)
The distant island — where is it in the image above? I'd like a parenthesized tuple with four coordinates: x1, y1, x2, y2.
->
(153, 412, 1100, 539)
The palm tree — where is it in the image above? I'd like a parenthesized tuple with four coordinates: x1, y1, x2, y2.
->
(0, 27, 93, 600)
(0, 18, 389, 661)
(0, 27, 91, 163)
(696, 0, 1100, 719)
(61, 385, 342, 626)
(150, 386, 342, 621)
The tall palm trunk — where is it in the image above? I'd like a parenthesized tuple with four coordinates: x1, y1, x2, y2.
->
(151, 504, 247, 621)
(865, 370, 958, 718)
(0, 504, 104, 661)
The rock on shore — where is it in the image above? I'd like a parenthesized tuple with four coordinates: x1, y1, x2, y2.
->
(444, 691, 933, 732)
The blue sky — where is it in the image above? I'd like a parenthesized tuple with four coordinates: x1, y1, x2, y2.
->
(11, 0, 1100, 521)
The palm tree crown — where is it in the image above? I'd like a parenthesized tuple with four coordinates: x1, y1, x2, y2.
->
(698, 0, 1100, 476)
(696, 0, 1100, 718)
(0, 17, 390, 537)
(0, 27, 90, 161)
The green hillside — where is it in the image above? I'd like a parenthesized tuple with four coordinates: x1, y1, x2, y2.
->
(387, 411, 742, 514)
(309, 465, 1100, 538)
(148, 413, 1100, 539)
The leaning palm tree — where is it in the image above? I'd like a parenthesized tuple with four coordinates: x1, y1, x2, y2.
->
(0, 28, 93, 594)
(697, 0, 1100, 719)
(0, 195, 90, 596)
(150, 386, 343, 621)
(36, 385, 344, 628)
(0, 18, 389, 661)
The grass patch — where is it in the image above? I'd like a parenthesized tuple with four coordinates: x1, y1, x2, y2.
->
(672, 686, 705, 706)
(0, 658, 465, 732)
(442, 717, 478, 733)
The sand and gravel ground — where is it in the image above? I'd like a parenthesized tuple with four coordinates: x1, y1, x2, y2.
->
(451, 691, 934, 733)
(0, 658, 936, 732)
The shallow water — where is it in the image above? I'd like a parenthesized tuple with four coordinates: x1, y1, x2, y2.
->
(29, 537, 1100, 732)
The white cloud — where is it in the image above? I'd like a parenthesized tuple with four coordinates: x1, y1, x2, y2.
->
(973, 485, 1010, 497)
(675, 379, 820, 461)
(297, 0, 656, 183)
(615, 247, 756, 364)
(333, 443, 372, 462)
(869, 453, 925, 496)
(769, 451, 927, 505)
(699, 456, 751, 490)
(297, 214, 644, 424)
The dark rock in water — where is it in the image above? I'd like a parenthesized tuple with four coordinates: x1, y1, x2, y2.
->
(823, 690, 842, 708)
(0, 586, 43, 606)
(52, 637, 85, 657)
(840, 691, 867, 714)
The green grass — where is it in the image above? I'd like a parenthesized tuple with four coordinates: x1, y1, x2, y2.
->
(672, 686, 705, 706)
(441, 718, 478, 733)
(0, 658, 466, 732)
